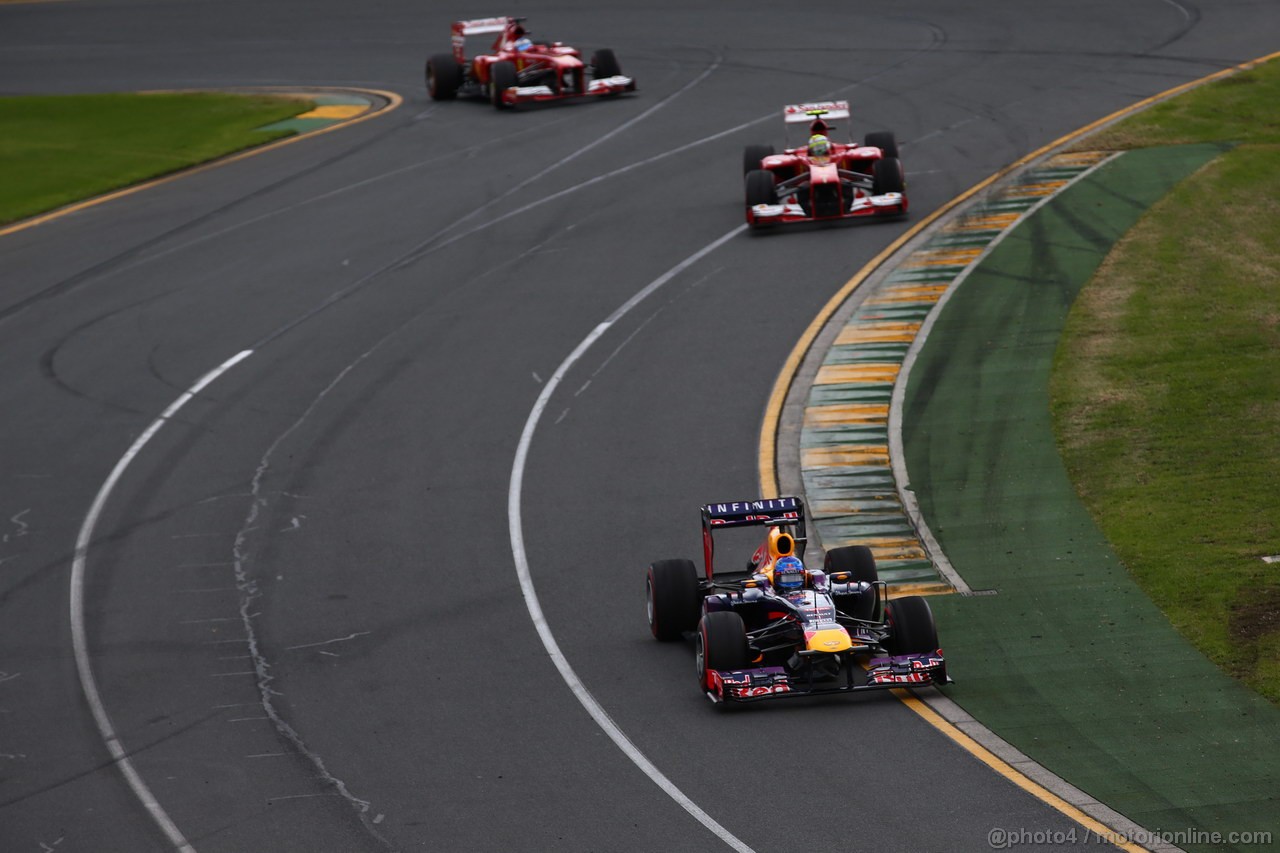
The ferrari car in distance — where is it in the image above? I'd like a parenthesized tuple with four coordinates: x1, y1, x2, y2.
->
(645, 496, 948, 705)
(425, 16, 635, 109)
(743, 101, 907, 228)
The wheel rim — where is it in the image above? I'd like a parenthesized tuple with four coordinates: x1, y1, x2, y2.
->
(428, 70, 437, 96)
(645, 578, 655, 629)
(695, 630, 706, 684)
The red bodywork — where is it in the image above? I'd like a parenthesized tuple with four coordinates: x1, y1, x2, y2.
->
(744, 101, 908, 227)
(440, 16, 635, 107)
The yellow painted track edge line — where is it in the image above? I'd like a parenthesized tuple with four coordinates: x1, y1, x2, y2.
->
(759, 47, 1280, 852)
(0, 86, 404, 240)
(895, 691, 1149, 853)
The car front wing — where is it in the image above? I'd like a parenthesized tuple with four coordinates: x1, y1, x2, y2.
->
(705, 650, 947, 704)
(499, 75, 636, 106)
(748, 191, 908, 226)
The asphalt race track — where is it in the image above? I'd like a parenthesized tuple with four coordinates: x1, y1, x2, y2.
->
(2, 2, 1278, 851)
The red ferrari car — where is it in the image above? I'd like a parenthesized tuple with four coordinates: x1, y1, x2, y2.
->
(425, 16, 635, 109)
(743, 101, 907, 228)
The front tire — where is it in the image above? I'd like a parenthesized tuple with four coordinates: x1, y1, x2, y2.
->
(745, 169, 776, 226)
(697, 611, 750, 689)
(489, 60, 517, 109)
(426, 54, 463, 101)
(591, 48, 622, 78)
(646, 559, 700, 641)
(872, 156, 905, 195)
(887, 595, 939, 655)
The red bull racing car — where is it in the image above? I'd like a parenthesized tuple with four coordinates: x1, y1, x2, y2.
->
(425, 16, 635, 109)
(743, 101, 907, 228)
(645, 497, 947, 705)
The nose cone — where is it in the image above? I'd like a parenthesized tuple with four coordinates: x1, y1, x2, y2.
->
(809, 162, 840, 183)
(804, 627, 852, 653)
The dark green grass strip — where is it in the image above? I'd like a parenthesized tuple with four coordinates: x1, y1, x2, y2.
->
(904, 147, 1280, 851)
(0, 92, 310, 225)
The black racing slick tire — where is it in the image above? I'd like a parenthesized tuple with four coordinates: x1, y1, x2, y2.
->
(887, 595, 939, 655)
(825, 545, 878, 583)
(743, 144, 774, 176)
(863, 130, 899, 159)
(826, 545, 879, 620)
(489, 60, 517, 109)
(745, 169, 776, 209)
(646, 559, 700, 641)
(591, 48, 622, 78)
(697, 611, 750, 688)
(426, 54, 463, 100)
(872, 156, 906, 195)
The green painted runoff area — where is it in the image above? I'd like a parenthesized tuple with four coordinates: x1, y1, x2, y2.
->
(903, 146, 1280, 850)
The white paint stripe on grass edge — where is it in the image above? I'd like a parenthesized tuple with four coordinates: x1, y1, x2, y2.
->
(508, 226, 753, 853)
(71, 348, 253, 853)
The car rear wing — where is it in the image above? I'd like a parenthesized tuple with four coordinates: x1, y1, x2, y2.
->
(784, 100, 850, 123)
(701, 496, 807, 579)
(453, 16, 511, 36)
(451, 16, 517, 62)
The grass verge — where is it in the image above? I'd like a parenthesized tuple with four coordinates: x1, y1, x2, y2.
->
(1052, 58, 1280, 702)
(0, 92, 311, 225)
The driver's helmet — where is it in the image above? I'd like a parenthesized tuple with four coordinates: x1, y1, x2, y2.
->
(773, 556, 806, 594)
(514, 37, 533, 52)
(807, 134, 832, 163)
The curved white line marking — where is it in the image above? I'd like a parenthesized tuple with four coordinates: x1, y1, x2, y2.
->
(508, 226, 752, 853)
(71, 348, 253, 853)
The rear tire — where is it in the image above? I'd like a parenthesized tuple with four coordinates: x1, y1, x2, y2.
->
(489, 60, 517, 109)
(872, 156, 905, 195)
(826, 545, 879, 620)
(646, 559, 700, 641)
(887, 595, 939, 655)
(863, 131, 899, 159)
(426, 54, 462, 100)
(591, 48, 622, 78)
(743, 144, 774, 176)
(825, 545, 878, 583)
(697, 611, 750, 688)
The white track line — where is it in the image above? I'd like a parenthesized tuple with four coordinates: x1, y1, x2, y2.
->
(507, 225, 752, 853)
(67, 91, 744, 849)
(70, 348, 253, 853)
